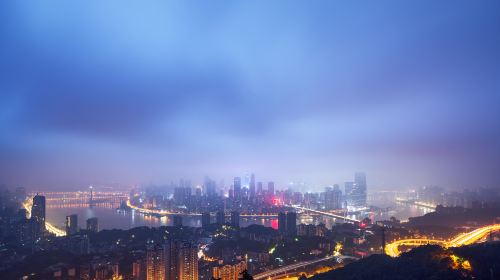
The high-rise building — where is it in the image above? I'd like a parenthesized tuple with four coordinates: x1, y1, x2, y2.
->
(146, 244, 166, 280)
(267, 182, 275, 196)
(212, 260, 247, 280)
(86, 217, 98, 233)
(31, 194, 46, 236)
(324, 185, 342, 210)
(66, 214, 78, 235)
(233, 177, 242, 200)
(173, 215, 183, 227)
(201, 212, 210, 228)
(345, 172, 367, 210)
(216, 211, 225, 225)
(278, 212, 286, 234)
(286, 212, 297, 236)
(354, 172, 367, 207)
(204, 176, 217, 197)
(178, 242, 198, 280)
(132, 260, 142, 280)
(164, 240, 179, 280)
(230, 211, 240, 228)
(256, 182, 263, 196)
(249, 174, 256, 199)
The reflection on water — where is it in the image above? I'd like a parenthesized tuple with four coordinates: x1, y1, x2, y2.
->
(46, 202, 430, 231)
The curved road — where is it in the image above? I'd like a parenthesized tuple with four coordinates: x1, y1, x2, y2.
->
(253, 255, 358, 280)
(385, 224, 500, 257)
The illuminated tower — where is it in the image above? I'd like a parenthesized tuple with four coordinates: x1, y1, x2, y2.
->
(89, 186, 95, 207)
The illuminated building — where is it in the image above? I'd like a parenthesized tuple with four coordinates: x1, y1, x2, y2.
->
(132, 260, 142, 280)
(201, 212, 210, 228)
(31, 194, 46, 236)
(230, 211, 240, 228)
(178, 242, 198, 280)
(86, 217, 98, 233)
(212, 261, 247, 280)
(65, 214, 78, 235)
(146, 244, 166, 280)
(354, 172, 367, 207)
(164, 240, 179, 280)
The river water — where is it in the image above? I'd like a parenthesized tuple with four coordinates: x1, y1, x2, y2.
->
(46, 201, 430, 231)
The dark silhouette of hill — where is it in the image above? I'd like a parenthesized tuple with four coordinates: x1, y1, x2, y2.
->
(310, 242, 500, 280)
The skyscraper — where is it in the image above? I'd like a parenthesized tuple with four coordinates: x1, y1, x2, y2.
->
(201, 212, 210, 228)
(86, 217, 98, 233)
(164, 240, 179, 280)
(178, 242, 198, 280)
(65, 214, 78, 235)
(216, 211, 225, 225)
(267, 182, 275, 196)
(249, 173, 256, 199)
(31, 194, 46, 237)
(256, 182, 263, 196)
(230, 211, 240, 228)
(286, 212, 297, 236)
(173, 215, 183, 227)
(233, 177, 242, 200)
(324, 185, 342, 210)
(354, 172, 367, 206)
(146, 244, 166, 280)
(278, 212, 286, 234)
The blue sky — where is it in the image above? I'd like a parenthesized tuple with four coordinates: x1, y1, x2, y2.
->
(1, 1, 500, 190)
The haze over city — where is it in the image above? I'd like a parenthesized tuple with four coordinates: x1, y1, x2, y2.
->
(1, 1, 500, 190)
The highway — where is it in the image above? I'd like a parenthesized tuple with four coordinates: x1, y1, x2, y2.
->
(385, 224, 500, 257)
(253, 255, 358, 280)
(290, 205, 360, 223)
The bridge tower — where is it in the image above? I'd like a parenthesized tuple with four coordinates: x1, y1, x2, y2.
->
(89, 186, 95, 207)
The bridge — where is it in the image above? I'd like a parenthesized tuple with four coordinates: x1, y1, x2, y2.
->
(385, 224, 500, 257)
(253, 255, 358, 280)
(127, 200, 279, 218)
(290, 205, 360, 223)
(395, 198, 436, 210)
(30, 191, 128, 207)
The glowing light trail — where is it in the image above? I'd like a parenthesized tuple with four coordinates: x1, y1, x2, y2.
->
(385, 224, 500, 257)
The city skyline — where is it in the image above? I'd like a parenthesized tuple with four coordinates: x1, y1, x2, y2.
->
(1, 1, 500, 190)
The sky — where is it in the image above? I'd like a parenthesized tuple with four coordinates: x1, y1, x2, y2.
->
(1, 1, 500, 191)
